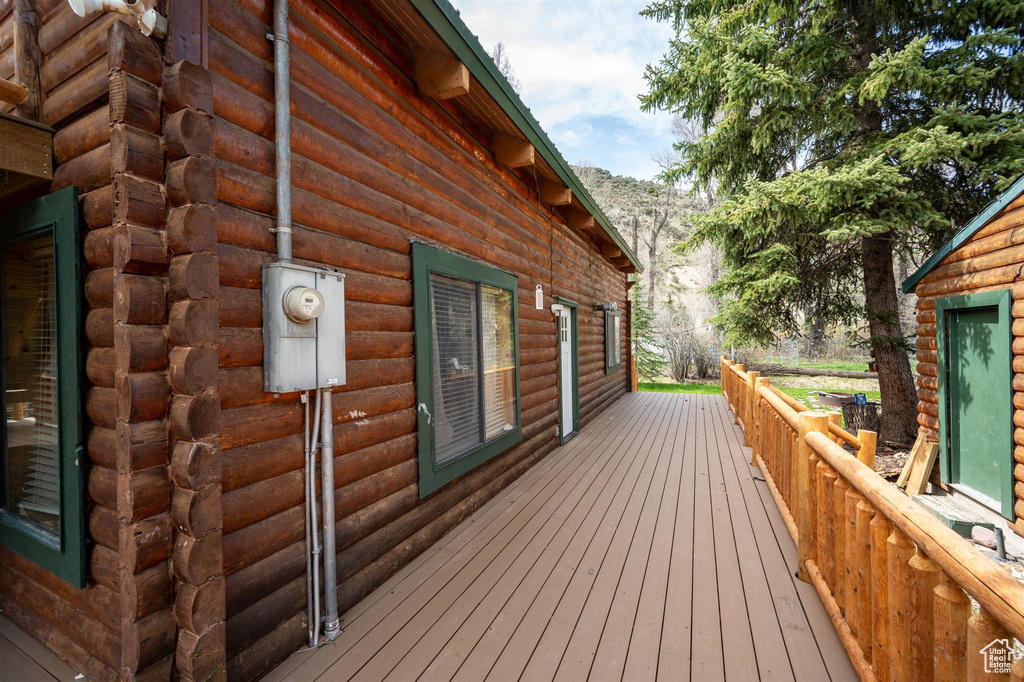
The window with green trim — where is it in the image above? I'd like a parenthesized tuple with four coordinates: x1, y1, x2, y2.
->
(413, 243, 522, 497)
(0, 187, 86, 587)
(605, 309, 622, 373)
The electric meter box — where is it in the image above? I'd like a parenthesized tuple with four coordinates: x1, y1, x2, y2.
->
(263, 261, 346, 393)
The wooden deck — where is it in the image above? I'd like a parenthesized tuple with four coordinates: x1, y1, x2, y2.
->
(266, 392, 856, 682)
(0, 613, 81, 681)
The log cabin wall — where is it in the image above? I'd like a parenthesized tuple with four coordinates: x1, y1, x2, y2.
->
(913, 192, 1024, 537)
(208, 0, 630, 677)
(0, 5, 178, 681)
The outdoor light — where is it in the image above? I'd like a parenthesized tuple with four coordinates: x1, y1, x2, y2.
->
(593, 302, 618, 311)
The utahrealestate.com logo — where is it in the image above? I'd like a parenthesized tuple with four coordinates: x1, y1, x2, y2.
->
(981, 638, 1014, 674)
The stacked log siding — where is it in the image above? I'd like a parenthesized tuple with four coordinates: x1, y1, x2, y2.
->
(914, 193, 1024, 536)
(208, 1, 629, 677)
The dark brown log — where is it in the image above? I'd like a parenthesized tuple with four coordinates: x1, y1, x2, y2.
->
(171, 393, 221, 441)
(165, 106, 214, 160)
(169, 251, 219, 301)
(173, 531, 223, 585)
(12, 0, 42, 121)
(109, 71, 161, 133)
(124, 513, 173, 573)
(115, 371, 168, 422)
(167, 155, 217, 206)
(114, 273, 166, 325)
(111, 124, 164, 181)
(87, 386, 117, 428)
(40, 13, 116, 91)
(53, 104, 109, 162)
(113, 224, 167, 274)
(226, 611, 303, 682)
(86, 347, 115, 387)
(84, 226, 114, 268)
(175, 576, 225, 636)
(171, 440, 221, 490)
(41, 54, 106, 125)
(170, 346, 219, 395)
(114, 323, 167, 373)
(113, 174, 166, 228)
(82, 184, 115, 228)
(172, 483, 222, 537)
(107, 18, 161, 83)
(164, 58, 212, 114)
(115, 418, 169, 472)
(168, 203, 217, 256)
(124, 560, 173, 620)
(52, 141, 109, 192)
(123, 606, 176, 672)
(170, 299, 219, 347)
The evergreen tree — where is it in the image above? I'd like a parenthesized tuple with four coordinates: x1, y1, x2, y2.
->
(641, 0, 1024, 443)
(630, 283, 668, 381)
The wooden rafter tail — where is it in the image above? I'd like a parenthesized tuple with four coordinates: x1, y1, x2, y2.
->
(600, 243, 621, 259)
(413, 49, 470, 99)
(491, 132, 534, 168)
(566, 205, 595, 232)
(0, 77, 29, 106)
(539, 178, 571, 206)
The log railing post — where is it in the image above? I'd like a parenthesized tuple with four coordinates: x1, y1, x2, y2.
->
(934, 570, 971, 682)
(720, 355, 727, 396)
(967, 606, 1011, 682)
(870, 512, 891, 678)
(733, 364, 745, 426)
(752, 377, 769, 466)
(828, 411, 843, 446)
(823, 465, 839, 587)
(797, 411, 829, 582)
(887, 528, 915, 682)
(745, 371, 760, 447)
(909, 550, 940, 681)
(858, 429, 877, 468)
(855, 498, 874, 659)
(815, 459, 831, 578)
(834, 476, 852, 614)
(845, 485, 863, 637)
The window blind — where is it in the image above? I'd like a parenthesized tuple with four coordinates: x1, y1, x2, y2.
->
(3, 233, 61, 532)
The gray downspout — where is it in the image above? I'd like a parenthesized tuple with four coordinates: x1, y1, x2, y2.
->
(320, 388, 340, 640)
(273, 0, 292, 262)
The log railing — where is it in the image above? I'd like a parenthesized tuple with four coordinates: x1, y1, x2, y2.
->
(721, 356, 1024, 681)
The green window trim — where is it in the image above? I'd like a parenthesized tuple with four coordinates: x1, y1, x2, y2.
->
(605, 309, 622, 374)
(412, 242, 522, 497)
(0, 187, 86, 587)
(935, 290, 1014, 520)
(555, 297, 579, 445)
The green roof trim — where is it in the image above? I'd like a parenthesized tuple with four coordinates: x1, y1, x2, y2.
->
(408, 0, 642, 272)
(902, 173, 1024, 293)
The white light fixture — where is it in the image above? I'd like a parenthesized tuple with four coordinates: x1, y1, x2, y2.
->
(68, 0, 167, 38)
(535, 285, 544, 310)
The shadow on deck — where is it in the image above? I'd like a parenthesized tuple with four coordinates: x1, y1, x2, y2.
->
(265, 392, 856, 681)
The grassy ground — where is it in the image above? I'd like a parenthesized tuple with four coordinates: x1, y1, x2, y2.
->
(799, 360, 870, 372)
(638, 381, 881, 409)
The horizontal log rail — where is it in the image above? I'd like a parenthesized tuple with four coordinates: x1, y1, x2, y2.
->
(721, 355, 1024, 681)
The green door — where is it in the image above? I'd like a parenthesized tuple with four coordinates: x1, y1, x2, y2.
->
(946, 303, 1012, 515)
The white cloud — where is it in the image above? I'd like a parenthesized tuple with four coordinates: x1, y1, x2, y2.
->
(450, 0, 676, 180)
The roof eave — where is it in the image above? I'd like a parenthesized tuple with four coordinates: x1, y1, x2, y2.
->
(408, 0, 643, 273)
(902, 173, 1024, 293)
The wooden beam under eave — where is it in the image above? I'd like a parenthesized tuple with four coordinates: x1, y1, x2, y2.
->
(601, 243, 622, 259)
(492, 132, 535, 168)
(612, 256, 631, 268)
(539, 179, 571, 206)
(566, 206, 595, 232)
(413, 49, 470, 99)
(621, 264, 637, 274)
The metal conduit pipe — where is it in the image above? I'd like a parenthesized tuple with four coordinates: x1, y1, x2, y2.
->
(302, 393, 313, 644)
(272, 0, 293, 262)
(308, 389, 323, 647)
(320, 387, 340, 640)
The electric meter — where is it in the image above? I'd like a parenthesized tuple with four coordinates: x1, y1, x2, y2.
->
(284, 286, 325, 323)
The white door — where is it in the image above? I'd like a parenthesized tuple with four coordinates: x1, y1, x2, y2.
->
(559, 309, 574, 439)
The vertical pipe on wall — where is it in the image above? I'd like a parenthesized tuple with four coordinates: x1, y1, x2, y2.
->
(309, 389, 322, 647)
(273, 0, 293, 262)
(320, 388, 340, 640)
(302, 393, 313, 645)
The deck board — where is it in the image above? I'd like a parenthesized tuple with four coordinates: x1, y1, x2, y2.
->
(0, 613, 81, 681)
(267, 393, 858, 682)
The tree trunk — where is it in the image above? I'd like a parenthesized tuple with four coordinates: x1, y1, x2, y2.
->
(804, 306, 826, 357)
(861, 234, 918, 446)
(647, 237, 658, 309)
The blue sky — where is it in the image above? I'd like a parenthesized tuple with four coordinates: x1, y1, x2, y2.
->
(449, 0, 677, 181)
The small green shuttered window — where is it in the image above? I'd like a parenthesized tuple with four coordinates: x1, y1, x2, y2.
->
(605, 310, 622, 374)
(0, 187, 86, 587)
(412, 243, 522, 497)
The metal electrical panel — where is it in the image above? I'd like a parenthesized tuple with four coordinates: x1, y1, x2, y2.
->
(263, 261, 346, 393)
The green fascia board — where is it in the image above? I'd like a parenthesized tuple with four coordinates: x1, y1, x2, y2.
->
(408, 0, 642, 273)
(902, 173, 1024, 293)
